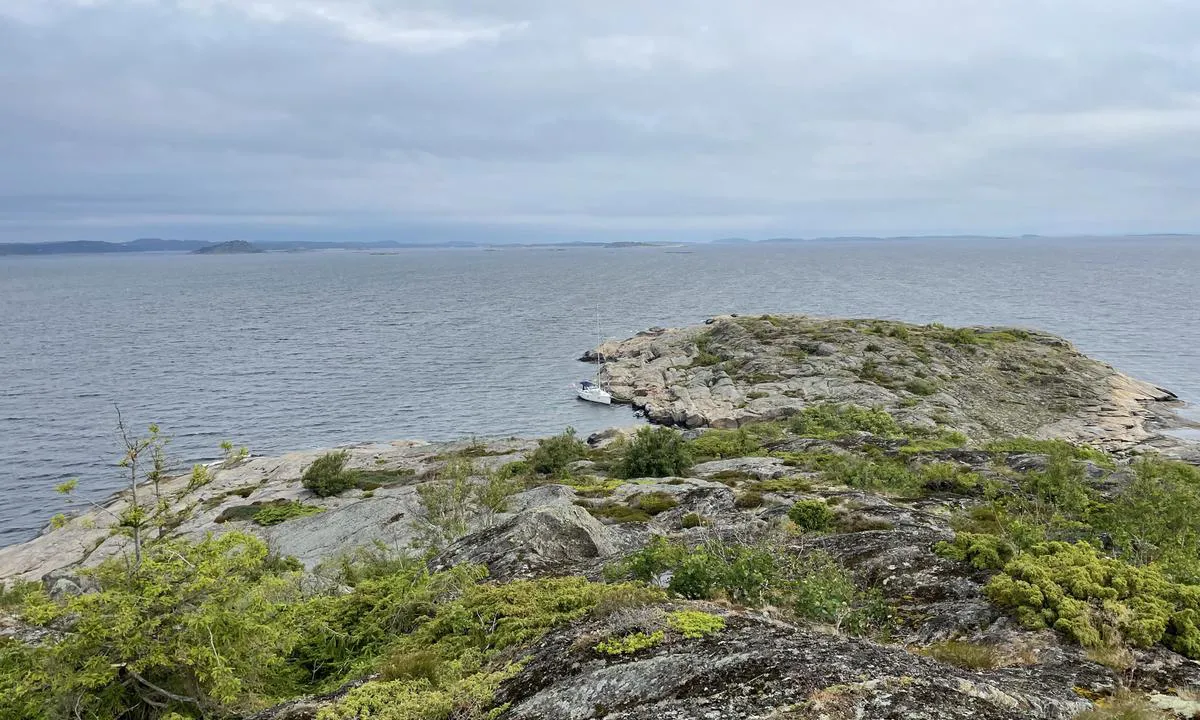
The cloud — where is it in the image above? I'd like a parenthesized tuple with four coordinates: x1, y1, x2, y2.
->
(1, 0, 1199, 241)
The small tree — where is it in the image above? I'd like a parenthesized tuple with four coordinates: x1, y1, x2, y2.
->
(416, 457, 476, 546)
(528, 427, 588, 478)
(220, 440, 250, 466)
(301, 451, 355, 497)
(57, 411, 171, 569)
(617, 427, 693, 478)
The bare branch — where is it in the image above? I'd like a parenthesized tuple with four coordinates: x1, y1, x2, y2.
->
(124, 666, 199, 706)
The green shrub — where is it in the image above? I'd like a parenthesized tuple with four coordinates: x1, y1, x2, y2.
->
(631, 492, 679, 516)
(985, 541, 1200, 657)
(918, 462, 979, 494)
(1095, 458, 1200, 582)
(610, 540, 886, 636)
(666, 610, 725, 639)
(680, 512, 704, 529)
(689, 428, 761, 460)
(734, 491, 764, 509)
(904, 378, 939, 396)
(594, 630, 665, 656)
(303, 451, 356, 497)
(935, 532, 1017, 571)
(316, 669, 514, 720)
(897, 431, 968, 454)
(253, 500, 325, 526)
(788, 403, 903, 439)
(9, 533, 306, 719)
(983, 437, 1111, 464)
(617, 427, 693, 478)
(782, 550, 859, 624)
(922, 640, 999, 669)
(378, 649, 443, 684)
(788, 500, 834, 532)
(528, 427, 588, 478)
(822, 457, 922, 495)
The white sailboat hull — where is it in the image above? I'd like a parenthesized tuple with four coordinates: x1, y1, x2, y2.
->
(576, 385, 612, 404)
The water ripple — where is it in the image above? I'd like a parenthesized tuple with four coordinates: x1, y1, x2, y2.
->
(1, 237, 1198, 544)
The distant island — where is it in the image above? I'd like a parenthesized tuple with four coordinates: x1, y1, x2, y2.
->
(192, 240, 263, 255)
(3, 234, 1197, 257)
(0, 238, 677, 256)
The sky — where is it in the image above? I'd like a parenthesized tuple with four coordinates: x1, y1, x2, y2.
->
(1, 1, 1199, 243)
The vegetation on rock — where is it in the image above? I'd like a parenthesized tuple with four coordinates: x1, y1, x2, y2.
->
(302, 450, 356, 497)
(616, 427, 693, 478)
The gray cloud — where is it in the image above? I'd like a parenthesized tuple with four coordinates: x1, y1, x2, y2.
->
(2, 0, 1199, 241)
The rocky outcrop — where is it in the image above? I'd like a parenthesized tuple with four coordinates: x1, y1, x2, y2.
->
(432, 504, 621, 580)
(497, 607, 1107, 720)
(592, 315, 1194, 453)
(0, 437, 533, 584)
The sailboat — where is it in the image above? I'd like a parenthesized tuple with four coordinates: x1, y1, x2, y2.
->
(575, 318, 613, 405)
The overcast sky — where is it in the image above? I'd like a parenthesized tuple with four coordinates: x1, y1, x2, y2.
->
(2, 1, 1199, 243)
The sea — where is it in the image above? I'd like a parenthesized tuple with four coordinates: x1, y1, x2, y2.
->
(2, 236, 1198, 545)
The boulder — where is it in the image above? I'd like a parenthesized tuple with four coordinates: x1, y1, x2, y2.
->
(432, 504, 620, 580)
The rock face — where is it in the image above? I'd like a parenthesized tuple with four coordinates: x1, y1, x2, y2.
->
(0, 437, 534, 583)
(497, 609, 1107, 720)
(593, 315, 1193, 453)
(432, 504, 621, 580)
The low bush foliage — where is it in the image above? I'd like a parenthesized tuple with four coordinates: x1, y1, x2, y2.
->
(617, 427, 693, 478)
(789, 403, 902, 439)
(253, 500, 325, 526)
(787, 500, 835, 532)
(985, 541, 1200, 657)
(608, 538, 887, 635)
(689, 428, 761, 461)
(303, 450, 356, 497)
(594, 630, 665, 656)
(528, 427, 588, 478)
(935, 532, 1017, 571)
(666, 610, 725, 639)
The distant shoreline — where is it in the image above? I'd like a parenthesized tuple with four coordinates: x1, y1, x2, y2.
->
(2, 234, 1197, 257)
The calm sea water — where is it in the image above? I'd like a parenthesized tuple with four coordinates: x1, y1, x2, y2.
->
(2, 237, 1198, 545)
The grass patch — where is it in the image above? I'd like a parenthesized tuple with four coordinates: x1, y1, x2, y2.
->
(580, 501, 651, 524)
(749, 476, 814, 493)
(922, 640, 1000, 670)
(253, 500, 325, 526)
(348, 467, 416, 491)
(630, 492, 679, 516)
(709, 469, 754, 486)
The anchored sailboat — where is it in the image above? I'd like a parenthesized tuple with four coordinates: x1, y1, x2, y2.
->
(575, 318, 613, 405)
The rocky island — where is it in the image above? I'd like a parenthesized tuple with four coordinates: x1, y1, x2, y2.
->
(193, 240, 264, 255)
(3, 315, 1200, 720)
